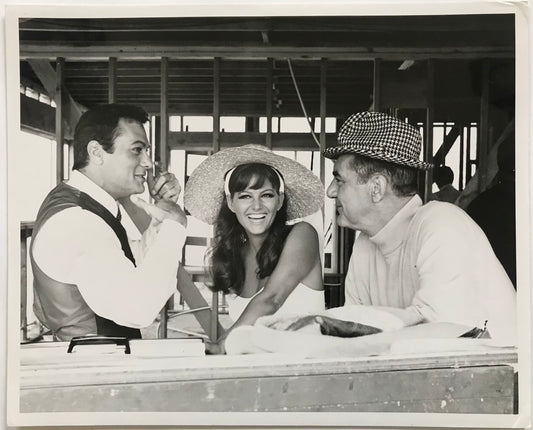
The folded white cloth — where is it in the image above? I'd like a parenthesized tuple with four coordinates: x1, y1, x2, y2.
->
(254, 305, 422, 333)
(225, 305, 419, 356)
(224, 306, 493, 357)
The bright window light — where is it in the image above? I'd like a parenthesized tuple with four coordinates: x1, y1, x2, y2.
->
(183, 116, 213, 132)
(169, 116, 182, 132)
(314, 117, 337, 133)
(280, 117, 312, 133)
(25, 88, 39, 100)
(259, 117, 279, 133)
(220, 116, 246, 132)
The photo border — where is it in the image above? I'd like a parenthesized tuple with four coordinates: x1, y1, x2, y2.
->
(4, 0, 531, 428)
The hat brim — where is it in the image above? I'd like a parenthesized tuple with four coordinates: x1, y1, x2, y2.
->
(184, 145, 325, 225)
(323, 146, 433, 170)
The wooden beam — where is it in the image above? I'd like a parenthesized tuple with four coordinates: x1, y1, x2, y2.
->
(456, 119, 514, 209)
(176, 266, 225, 340)
(159, 56, 169, 170)
(108, 57, 117, 103)
(319, 58, 327, 186)
(20, 45, 514, 61)
(372, 59, 381, 112)
(459, 127, 465, 190)
(123, 101, 373, 118)
(158, 93, 177, 323)
(213, 57, 220, 153)
(20, 94, 55, 138)
(27, 59, 85, 140)
(265, 58, 273, 149)
(19, 15, 514, 33)
(432, 124, 462, 166)
(20, 227, 29, 341)
(478, 59, 491, 191)
(55, 57, 65, 184)
(168, 131, 336, 151)
(423, 59, 435, 203)
(62, 62, 375, 79)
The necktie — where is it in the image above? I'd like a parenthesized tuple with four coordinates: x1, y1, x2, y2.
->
(116, 206, 122, 221)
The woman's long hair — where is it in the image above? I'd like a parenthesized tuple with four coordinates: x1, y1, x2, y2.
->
(208, 163, 291, 295)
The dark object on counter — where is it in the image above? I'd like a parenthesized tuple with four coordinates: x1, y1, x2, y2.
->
(459, 320, 489, 339)
(316, 315, 383, 338)
(67, 335, 131, 354)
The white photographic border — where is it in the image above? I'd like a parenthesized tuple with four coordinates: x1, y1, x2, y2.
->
(2, 0, 531, 428)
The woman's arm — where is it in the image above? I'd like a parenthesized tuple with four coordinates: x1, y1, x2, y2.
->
(208, 222, 321, 354)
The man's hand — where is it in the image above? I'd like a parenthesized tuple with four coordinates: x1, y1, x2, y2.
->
(131, 196, 187, 227)
(147, 169, 181, 203)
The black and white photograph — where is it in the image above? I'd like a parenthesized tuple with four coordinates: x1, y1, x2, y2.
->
(3, 0, 531, 428)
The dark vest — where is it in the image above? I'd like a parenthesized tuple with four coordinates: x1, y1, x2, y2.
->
(30, 182, 141, 340)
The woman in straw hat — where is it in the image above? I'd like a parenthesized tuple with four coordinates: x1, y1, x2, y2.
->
(184, 144, 326, 353)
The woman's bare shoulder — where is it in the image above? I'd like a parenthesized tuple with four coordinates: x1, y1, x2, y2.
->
(284, 221, 319, 247)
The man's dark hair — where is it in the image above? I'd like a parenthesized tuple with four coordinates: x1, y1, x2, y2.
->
(72, 104, 149, 170)
(433, 165, 454, 188)
(348, 154, 418, 197)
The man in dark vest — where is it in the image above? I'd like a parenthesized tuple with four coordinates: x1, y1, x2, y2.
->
(30, 104, 187, 340)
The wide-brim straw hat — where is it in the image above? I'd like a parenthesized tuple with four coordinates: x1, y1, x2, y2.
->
(184, 144, 324, 225)
(323, 111, 432, 170)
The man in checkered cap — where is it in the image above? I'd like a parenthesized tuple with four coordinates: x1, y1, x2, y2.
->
(323, 111, 516, 342)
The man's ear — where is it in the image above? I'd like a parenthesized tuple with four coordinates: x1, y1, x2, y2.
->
(368, 174, 388, 203)
(87, 140, 104, 165)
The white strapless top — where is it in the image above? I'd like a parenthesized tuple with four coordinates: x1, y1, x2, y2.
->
(226, 283, 325, 322)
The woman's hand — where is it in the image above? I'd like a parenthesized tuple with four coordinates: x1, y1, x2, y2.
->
(205, 338, 226, 355)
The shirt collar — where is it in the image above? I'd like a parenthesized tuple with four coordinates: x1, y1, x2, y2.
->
(67, 170, 119, 217)
(369, 194, 422, 255)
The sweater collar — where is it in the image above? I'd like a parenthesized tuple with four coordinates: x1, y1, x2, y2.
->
(369, 195, 422, 255)
(67, 170, 119, 217)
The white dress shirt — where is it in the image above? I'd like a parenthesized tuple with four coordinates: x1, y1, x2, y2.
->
(32, 170, 186, 328)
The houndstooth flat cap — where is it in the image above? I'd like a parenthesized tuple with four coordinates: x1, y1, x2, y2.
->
(323, 112, 432, 170)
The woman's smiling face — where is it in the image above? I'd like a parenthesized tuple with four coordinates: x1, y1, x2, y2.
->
(227, 177, 284, 239)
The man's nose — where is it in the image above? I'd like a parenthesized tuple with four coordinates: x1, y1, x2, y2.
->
(140, 150, 153, 169)
(326, 180, 337, 198)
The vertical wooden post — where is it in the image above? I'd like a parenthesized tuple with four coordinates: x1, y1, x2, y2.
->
(466, 124, 473, 183)
(210, 291, 219, 341)
(211, 57, 221, 337)
(20, 226, 29, 341)
(108, 57, 117, 103)
(55, 57, 65, 184)
(459, 126, 465, 190)
(478, 59, 490, 192)
(213, 57, 221, 153)
(266, 58, 273, 149)
(373, 59, 381, 112)
(159, 56, 169, 171)
(319, 58, 327, 186)
(424, 59, 435, 203)
(157, 57, 170, 339)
